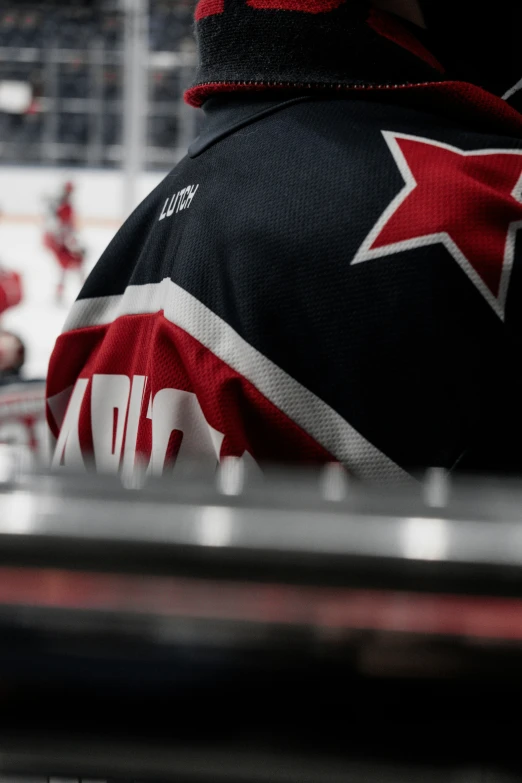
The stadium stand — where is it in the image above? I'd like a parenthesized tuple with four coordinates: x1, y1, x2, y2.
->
(0, 0, 198, 169)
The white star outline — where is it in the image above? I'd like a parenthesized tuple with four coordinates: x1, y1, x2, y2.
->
(351, 131, 522, 321)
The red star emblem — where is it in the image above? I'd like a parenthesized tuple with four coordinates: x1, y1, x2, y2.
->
(352, 132, 522, 319)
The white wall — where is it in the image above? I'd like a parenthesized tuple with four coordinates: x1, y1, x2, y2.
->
(0, 167, 168, 224)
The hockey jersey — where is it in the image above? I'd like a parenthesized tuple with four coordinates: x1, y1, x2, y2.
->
(47, 1, 522, 481)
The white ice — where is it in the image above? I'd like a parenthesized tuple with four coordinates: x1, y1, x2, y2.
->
(0, 221, 117, 378)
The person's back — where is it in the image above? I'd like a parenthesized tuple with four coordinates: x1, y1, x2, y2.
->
(46, 0, 522, 481)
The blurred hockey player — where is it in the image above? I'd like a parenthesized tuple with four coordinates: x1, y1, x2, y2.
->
(0, 330, 48, 464)
(0, 266, 23, 324)
(43, 181, 86, 303)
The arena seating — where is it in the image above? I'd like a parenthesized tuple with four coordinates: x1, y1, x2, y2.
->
(0, 0, 198, 168)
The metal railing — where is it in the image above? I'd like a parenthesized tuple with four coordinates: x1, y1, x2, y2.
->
(0, 450, 521, 779)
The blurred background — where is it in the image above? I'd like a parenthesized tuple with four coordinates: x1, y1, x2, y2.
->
(0, 3, 522, 774)
(0, 0, 199, 378)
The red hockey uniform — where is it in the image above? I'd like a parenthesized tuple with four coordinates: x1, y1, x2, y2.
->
(43, 182, 85, 300)
(0, 268, 23, 319)
(43, 232, 84, 271)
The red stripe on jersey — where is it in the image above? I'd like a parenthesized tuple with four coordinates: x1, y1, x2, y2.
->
(195, 0, 224, 21)
(184, 80, 522, 136)
(246, 0, 345, 12)
(47, 312, 334, 471)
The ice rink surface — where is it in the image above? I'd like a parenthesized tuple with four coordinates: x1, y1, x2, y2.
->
(0, 221, 117, 379)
